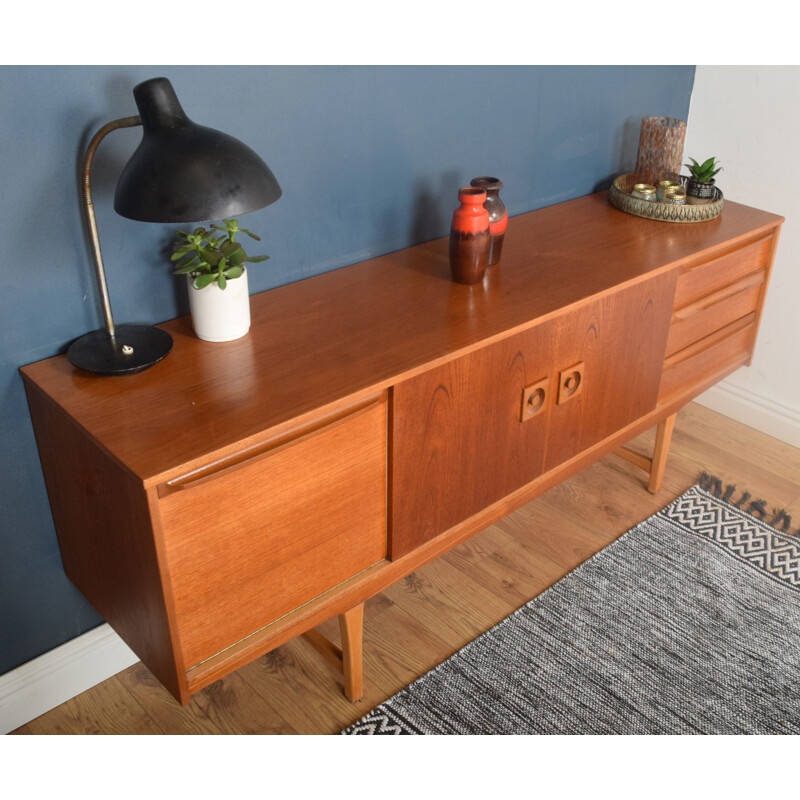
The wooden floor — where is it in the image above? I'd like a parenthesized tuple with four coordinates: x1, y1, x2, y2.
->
(12, 402, 800, 735)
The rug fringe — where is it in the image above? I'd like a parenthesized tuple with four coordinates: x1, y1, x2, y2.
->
(698, 472, 797, 535)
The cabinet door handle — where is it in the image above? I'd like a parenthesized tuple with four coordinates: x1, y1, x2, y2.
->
(557, 362, 584, 404)
(521, 378, 549, 422)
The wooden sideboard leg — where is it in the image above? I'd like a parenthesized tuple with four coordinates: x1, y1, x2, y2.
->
(615, 411, 678, 493)
(648, 412, 677, 494)
(339, 603, 364, 702)
(302, 602, 365, 702)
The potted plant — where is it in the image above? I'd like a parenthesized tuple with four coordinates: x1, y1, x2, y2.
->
(171, 219, 269, 342)
(684, 157, 722, 202)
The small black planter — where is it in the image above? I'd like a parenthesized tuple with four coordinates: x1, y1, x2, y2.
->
(686, 178, 717, 201)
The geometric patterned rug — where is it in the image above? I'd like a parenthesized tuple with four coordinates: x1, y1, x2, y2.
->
(342, 478, 800, 734)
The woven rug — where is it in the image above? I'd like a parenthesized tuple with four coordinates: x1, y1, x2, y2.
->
(342, 476, 800, 734)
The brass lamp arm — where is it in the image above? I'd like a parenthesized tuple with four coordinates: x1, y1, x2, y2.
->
(81, 115, 142, 339)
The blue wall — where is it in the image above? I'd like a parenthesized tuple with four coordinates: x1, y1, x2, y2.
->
(0, 66, 695, 674)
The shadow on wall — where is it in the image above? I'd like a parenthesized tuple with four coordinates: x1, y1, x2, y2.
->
(594, 116, 643, 193)
(411, 171, 462, 245)
(158, 231, 192, 318)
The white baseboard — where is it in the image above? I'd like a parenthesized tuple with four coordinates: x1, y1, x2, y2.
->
(0, 624, 137, 735)
(693, 379, 800, 448)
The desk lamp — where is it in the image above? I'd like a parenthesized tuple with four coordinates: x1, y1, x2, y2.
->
(69, 77, 282, 375)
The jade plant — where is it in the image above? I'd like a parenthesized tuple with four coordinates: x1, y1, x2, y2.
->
(171, 218, 269, 290)
(685, 157, 722, 184)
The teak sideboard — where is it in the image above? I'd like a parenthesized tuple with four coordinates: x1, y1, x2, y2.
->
(21, 192, 784, 705)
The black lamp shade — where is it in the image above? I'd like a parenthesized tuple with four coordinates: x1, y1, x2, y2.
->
(114, 78, 282, 222)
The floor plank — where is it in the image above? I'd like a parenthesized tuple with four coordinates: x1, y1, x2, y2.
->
(461, 538, 568, 610)
(380, 558, 517, 651)
(116, 663, 224, 735)
(23, 675, 161, 735)
(11, 402, 800, 735)
(238, 638, 373, 735)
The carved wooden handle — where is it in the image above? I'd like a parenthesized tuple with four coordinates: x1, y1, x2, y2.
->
(521, 378, 549, 422)
(557, 362, 585, 404)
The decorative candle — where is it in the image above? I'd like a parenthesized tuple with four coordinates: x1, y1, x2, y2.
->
(632, 183, 657, 201)
(663, 188, 687, 205)
(634, 116, 687, 186)
(657, 180, 681, 202)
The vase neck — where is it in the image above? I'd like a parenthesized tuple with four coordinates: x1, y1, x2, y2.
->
(459, 187, 486, 207)
(470, 177, 503, 195)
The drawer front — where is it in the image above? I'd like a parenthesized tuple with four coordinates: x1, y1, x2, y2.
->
(673, 235, 771, 309)
(659, 315, 755, 402)
(660, 230, 778, 405)
(666, 271, 765, 357)
(158, 398, 387, 669)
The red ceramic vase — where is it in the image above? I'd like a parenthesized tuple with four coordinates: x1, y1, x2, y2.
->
(470, 176, 507, 265)
(449, 187, 490, 285)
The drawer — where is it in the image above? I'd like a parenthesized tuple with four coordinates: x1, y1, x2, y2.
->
(666, 270, 764, 357)
(659, 315, 755, 403)
(157, 398, 387, 668)
(673, 235, 771, 309)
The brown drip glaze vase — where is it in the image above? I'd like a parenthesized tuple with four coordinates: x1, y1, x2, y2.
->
(449, 187, 490, 285)
(470, 176, 507, 265)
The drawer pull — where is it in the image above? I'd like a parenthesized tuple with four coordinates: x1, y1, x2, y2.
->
(673, 234, 772, 308)
(159, 395, 384, 496)
(664, 313, 755, 368)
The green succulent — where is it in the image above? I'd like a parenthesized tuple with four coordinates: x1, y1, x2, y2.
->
(171, 218, 269, 290)
(685, 157, 722, 183)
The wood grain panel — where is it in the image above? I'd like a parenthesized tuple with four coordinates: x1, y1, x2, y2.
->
(391, 273, 675, 560)
(543, 273, 676, 472)
(390, 320, 558, 559)
(21, 381, 187, 701)
(158, 398, 387, 668)
(673, 234, 772, 309)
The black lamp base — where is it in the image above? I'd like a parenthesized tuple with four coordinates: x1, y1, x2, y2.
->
(67, 324, 173, 375)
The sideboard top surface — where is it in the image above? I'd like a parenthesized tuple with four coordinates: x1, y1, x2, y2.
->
(21, 192, 783, 484)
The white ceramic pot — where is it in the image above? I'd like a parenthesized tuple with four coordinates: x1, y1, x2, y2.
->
(187, 269, 251, 342)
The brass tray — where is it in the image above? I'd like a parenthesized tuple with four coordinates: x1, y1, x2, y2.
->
(608, 173, 723, 223)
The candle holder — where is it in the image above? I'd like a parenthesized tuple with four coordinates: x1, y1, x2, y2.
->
(634, 116, 687, 187)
